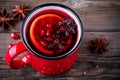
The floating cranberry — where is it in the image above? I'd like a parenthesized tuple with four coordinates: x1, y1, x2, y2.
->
(46, 30, 50, 36)
(46, 24, 52, 28)
(40, 30, 45, 36)
(11, 32, 20, 40)
(40, 41, 46, 47)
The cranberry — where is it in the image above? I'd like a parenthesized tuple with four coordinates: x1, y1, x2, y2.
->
(40, 30, 45, 36)
(46, 30, 50, 36)
(11, 32, 20, 40)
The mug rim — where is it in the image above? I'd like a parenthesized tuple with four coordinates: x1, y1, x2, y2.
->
(21, 3, 83, 60)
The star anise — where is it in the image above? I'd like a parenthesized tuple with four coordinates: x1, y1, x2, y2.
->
(44, 34, 66, 54)
(12, 4, 30, 21)
(57, 17, 76, 36)
(90, 37, 109, 53)
(0, 8, 13, 30)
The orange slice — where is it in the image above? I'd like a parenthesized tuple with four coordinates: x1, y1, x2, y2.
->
(30, 14, 63, 55)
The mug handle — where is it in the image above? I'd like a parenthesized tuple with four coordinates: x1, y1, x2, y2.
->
(5, 41, 30, 69)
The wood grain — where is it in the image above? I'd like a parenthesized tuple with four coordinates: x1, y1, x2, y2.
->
(0, 0, 120, 32)
(0, 32, 120, 79)
(0, 0, 120, 80)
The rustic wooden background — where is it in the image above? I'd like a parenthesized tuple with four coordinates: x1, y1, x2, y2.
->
(0, 0, 120, 80)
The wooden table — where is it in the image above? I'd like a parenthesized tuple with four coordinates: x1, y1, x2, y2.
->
(0, 0, 120, 80)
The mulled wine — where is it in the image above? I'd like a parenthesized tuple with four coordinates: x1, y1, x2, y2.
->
(29, 11, 77, 56)
(22, 4, 82, 58)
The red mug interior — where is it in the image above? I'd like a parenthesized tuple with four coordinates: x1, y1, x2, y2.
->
(21, 3, 83, 59)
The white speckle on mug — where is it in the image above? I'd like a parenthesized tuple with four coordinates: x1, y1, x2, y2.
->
(57, 64, 60, 67)
(60, 69, 63, 72)
(48, 68, 51, 71)
(41, 70, 44, 73)
(23, 65, 26, 67)
(42, 67, 45, 69)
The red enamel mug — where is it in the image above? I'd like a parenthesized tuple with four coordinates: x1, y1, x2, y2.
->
(5, 3, 83, 75)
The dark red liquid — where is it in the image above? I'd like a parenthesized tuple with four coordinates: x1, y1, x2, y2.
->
(26, 9, 77, 56)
